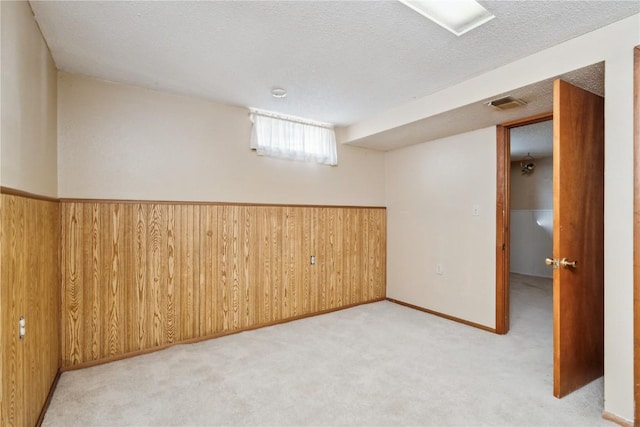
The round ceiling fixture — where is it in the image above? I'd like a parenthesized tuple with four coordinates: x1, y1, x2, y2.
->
(271, 87, 287, 98)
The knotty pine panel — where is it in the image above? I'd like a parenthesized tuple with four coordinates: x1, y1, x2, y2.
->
(1, 194, 60, 427)
(61, 201, 386, 367)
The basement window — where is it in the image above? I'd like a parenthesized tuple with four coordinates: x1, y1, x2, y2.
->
(249, 109, 338, 166)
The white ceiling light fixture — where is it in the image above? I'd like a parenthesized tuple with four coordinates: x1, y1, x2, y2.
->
(398, 0, 495, 36)
(271, 87, 287, 98)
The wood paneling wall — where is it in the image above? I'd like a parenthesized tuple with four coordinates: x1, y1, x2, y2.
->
(0, 194, 60, 427)
(61, 202, 386, 367)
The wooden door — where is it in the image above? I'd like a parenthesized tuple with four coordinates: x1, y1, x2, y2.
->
(552, 79, 604, 398)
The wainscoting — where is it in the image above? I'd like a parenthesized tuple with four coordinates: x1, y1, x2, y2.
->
(0, 193, 60, 427)
(61, 201, 386, 367)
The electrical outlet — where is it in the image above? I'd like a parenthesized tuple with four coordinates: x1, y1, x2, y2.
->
(472, 205, 480, 216)
(310, 255, 315, 265)
(19, 316, 25, 339)
(436, 264, 443, 275)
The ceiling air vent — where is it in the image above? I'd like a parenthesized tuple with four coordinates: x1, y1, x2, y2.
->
(486, 96, 527, 110)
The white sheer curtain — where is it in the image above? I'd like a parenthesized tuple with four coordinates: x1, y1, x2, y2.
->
(250, 110, 338, 166)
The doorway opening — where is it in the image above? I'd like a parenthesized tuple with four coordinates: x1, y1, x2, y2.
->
(495, 113, 552, 334)
(508, 120, 554, 333)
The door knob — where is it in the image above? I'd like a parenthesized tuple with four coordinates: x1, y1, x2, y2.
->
(545, 257, 577, 269)
(559, 258, 577, 268)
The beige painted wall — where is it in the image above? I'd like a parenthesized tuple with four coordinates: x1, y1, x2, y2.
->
(510, 157, 553, 210)
(1, 0, 57, 197)
(57, 72, 385, 205)
(386, 126, 496, 327)
(381, 14, 639, 421)
(603, 33, 636, 422)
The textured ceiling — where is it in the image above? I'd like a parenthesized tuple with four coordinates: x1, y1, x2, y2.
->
(30, 1, 638, 130)
(511, 120, 553, 161)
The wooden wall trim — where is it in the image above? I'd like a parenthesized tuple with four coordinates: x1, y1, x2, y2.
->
(61, 298, 385, 372)
(0, 186, 59, 202)
(499, 112, 553, 129)
(0, 188, 387, 211)
(386, 298, 496, 334)
(59, 197, 386, 210)
(602, 410, 633, 427)
(633, 44, 639, 427)
(495, 125, 510, 335)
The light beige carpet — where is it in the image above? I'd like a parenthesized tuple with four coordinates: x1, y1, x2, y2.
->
(43, 274, 614, 426)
